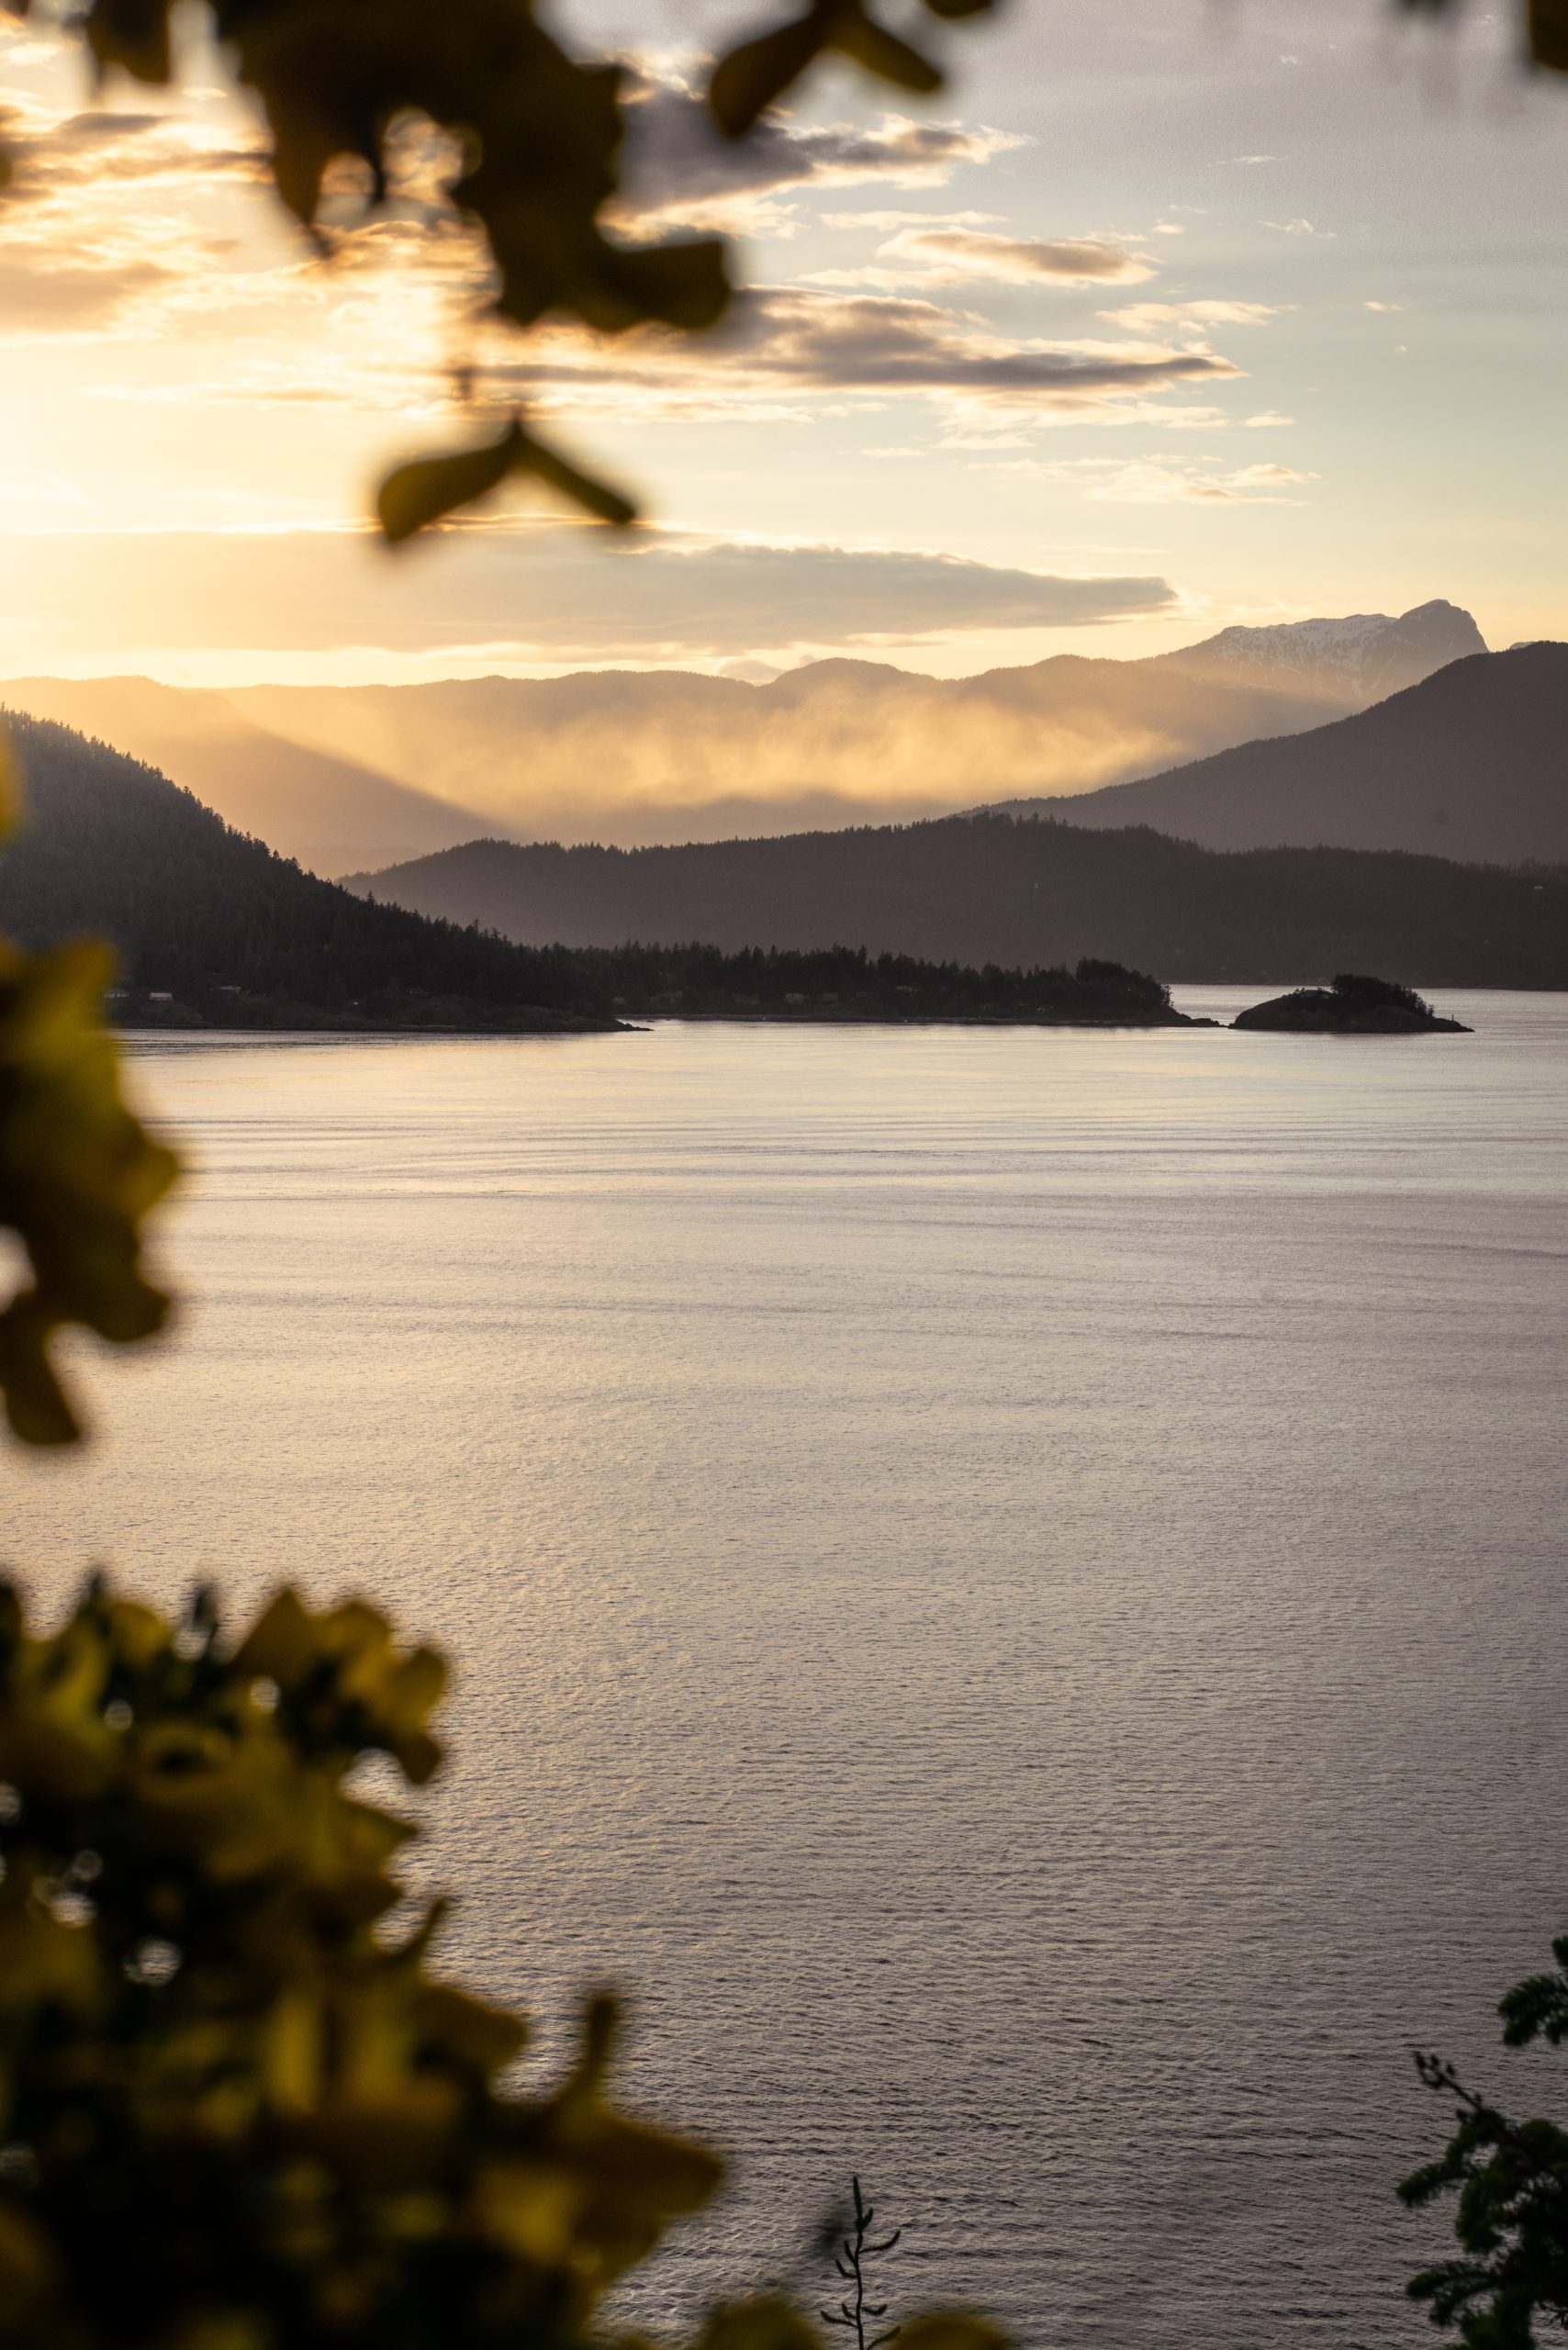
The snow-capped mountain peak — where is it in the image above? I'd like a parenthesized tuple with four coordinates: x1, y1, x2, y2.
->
(1170, 599, 1487, 704)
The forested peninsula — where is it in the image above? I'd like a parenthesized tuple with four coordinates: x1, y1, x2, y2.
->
(0, 714, 1197, 1032)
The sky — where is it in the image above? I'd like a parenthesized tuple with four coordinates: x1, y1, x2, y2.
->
(1, 0, 1565, 686)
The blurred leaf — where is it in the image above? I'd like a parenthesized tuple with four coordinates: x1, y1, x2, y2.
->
(233, 1587, 448, 1783)
(696, 2297, 824, 2350)
(710, 0, 995, 135)
(898, 2319, 1011, 2350)
(0, 937, 177, 1445)
(377, 424, 524, 543)
(418, 1979, 528, 2072)
(84, 0, 172, 83)
(710, 17, 828, 135)
(378, 417, 635, 541)
(0, 2198, 55, 2305)
(833, 11, 943, 94)
(1531, 0, 1568, 64)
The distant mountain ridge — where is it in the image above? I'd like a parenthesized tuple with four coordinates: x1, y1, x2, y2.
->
(1161, 599, 1484, 701)
(0, 597, 1483, 869)
(984, 644, 1568, 867)
(343, 812, 1568, 990)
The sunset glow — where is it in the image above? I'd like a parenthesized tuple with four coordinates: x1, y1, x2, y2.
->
(4, 0, 1565, 729)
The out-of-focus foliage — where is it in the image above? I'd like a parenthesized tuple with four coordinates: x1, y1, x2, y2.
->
(1402, 1935, 1568, 2345)
(1406, 0, 1568, 68)
(0, 0, 993, 535)
(708, 0, 994, 137)
(0, 1579, 718, 2350)
(0, 1579, 1006, 2350)
(377, 418, 636, 544)
(0, 730, 176, 1448)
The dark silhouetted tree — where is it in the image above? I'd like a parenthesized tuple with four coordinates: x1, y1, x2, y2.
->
(1404, 1934, 1568, 2344)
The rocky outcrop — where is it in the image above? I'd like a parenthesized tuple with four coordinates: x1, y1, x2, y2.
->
(1232, 973, 1470, 1034)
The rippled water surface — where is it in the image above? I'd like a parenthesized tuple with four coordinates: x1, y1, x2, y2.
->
(9, 991, 1568, 2348)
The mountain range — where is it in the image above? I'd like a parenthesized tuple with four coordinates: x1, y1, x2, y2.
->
(0, 599, 1484, 874)
(987, 643, 1568, 867)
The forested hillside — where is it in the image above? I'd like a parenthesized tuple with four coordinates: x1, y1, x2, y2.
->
(0, 714, 1194, 1028)
(348, 813, 1568, 989)
(0, 713, 613, 1030)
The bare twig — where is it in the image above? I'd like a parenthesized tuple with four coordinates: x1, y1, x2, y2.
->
(821, 2177, 902, 2350)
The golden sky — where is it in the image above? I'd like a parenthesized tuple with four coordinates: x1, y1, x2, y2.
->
(2, 0, 1565, 686)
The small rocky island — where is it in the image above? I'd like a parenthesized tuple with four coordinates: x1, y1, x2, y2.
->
(1232, 973, 1471, 1035)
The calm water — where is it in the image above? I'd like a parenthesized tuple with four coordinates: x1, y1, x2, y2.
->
(7, 991, 1568, 2349)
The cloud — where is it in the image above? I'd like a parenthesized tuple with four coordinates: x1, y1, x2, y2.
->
(0, 248, 185, 330)
(1099, 300, 1281, 331)
(486, 288, 1242, 428)
(0, 95, 274, 339)
(0, 523, 1178, 665)
(993, 454, 1316, 506)
(810, 222, 1163, 295)
(857, 229, 1156, 289)
(0, 99, 267, 195)
(612, 80, 1024, 234)
(0, 79, 1251, 478)
(818, 208, 1004, 232)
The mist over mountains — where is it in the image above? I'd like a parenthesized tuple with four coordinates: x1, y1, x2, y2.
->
(0, 677, 477, 878)
(1, 600, 1482, 874)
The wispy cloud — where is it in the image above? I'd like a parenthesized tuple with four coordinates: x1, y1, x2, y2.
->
(818, 207, 1005, 232)
(0, 94, 268, 337)
(1099, 300, 1282, 332)
(612, 77, 1025, 236)
(0, 521, 1179, 664)
(821, 228, 1157, 292)
(991, 453, 1317, 506)
(483, 289, 1243, 429)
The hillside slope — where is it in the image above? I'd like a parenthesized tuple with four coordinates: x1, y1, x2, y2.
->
(988, 644, 1568, 866)
(344, 815, 1568, 989)
(0, 714, 610, 1028)
(1, 678, 487, 876)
